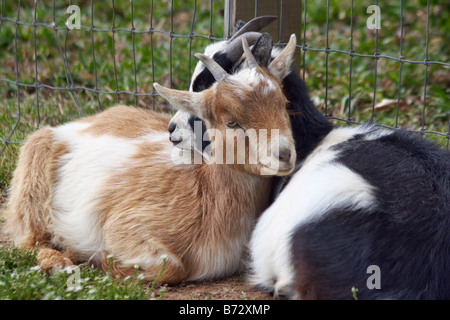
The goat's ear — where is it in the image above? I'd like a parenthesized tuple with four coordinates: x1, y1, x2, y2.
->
(251, 33, 273, 68)
(268, 34, 297, 81)
(154, 83, 204, 117)
(242, 37, 258, 69)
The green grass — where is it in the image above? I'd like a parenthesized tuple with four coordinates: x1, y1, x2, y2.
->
(0, 245, 156, 300)
(0, 0, 449, 300)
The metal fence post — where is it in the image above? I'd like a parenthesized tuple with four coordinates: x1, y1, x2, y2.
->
(224, 0, 302, 72)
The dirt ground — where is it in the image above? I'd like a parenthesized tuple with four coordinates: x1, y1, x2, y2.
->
(0, 211, 272, 300)
(151, 277, 272, 300)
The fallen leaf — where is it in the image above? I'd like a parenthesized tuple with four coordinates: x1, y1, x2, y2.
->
(374, 98, 399, 110)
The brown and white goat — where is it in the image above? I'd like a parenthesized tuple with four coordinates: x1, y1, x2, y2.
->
(2, 35, 297, 284)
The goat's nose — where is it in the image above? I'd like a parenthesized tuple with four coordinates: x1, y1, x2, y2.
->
(168, 121, 176, 134)
(275, 148, 292, 163)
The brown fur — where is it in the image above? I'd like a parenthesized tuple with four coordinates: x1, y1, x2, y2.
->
(3, 128, 55, 249)
(98, 250, 187, 285)
(192, 69, 293, 176)
(79, 105, 171, 138)
(85, 107, 274, 281)
(2, 129, 79, 271)
(36, 247, 74, 272)
(97, 136, 272, 281)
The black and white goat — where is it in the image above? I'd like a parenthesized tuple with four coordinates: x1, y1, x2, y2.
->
(170, 17, 450, 300)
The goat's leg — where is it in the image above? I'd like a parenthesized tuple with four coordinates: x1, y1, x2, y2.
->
(96, 250, 187, 285)
(36, 246, 75, 272)
(3, 128, 56, 249)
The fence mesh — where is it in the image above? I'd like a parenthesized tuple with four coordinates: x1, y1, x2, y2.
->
(296, 0, 449, 146)
(0, 1, 449, 194)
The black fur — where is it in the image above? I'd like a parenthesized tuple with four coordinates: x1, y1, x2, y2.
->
(271, 71, 332, 199)
(291, 129, 450, 299)
(191, 52, 234, 92)
(284, 73, 332, 161)
(188, 115, 210, 154)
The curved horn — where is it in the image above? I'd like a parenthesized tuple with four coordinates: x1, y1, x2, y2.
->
(194, 53, 229, 82)
(224, 16, 277, 63)
(229, 16, 277, 41)
(224, 32, 261, 63)
(242, 38, 258, 69)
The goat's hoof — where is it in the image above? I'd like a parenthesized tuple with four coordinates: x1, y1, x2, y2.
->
(36, 248, 74, 272)
(273, 284, 294, 300)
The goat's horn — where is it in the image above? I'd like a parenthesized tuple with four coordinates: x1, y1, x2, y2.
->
(224, 32, 262, 63)
(242, 38, 258, 69)
(229, 16, 277, 42)
(224, 16, 277, 63)
(194, 53, 229, 82)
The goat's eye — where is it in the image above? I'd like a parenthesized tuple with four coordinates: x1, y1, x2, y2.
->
(225, 120, 240, 128)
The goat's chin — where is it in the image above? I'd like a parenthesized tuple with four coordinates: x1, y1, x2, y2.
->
(258, 163, 295, 177)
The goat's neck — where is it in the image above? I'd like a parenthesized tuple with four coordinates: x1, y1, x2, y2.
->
(199, 163, 273, 219)
(283, 72, 333, 162)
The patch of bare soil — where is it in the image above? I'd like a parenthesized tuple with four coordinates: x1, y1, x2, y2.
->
(152, 276, 272, 300)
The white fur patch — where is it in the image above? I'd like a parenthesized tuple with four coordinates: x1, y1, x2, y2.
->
(50, 123, 140, 259)
(230, 68, 261, 90)
(260, 78, 277, 95)
(190, 229, 250, 281)
(141, 131, 170, 143)
(249, 126, 378, 295)
(49, 124, 187, 260)
(124, 252, 179, 271)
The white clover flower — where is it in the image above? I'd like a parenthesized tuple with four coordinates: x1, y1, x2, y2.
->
(29, 265, 41, 271)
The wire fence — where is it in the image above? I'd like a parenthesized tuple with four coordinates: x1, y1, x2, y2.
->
(0, 0, 449, 173)
(296, 0, 450, 148)
(0, 0, 225, 155)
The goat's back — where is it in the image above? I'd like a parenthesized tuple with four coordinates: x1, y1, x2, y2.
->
(250, 124, 450, 299)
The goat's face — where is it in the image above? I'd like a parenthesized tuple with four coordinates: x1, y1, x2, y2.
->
(155, 35, 297, 176)
(168, 32, 277, 160)
(205, 68, 295, 176)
